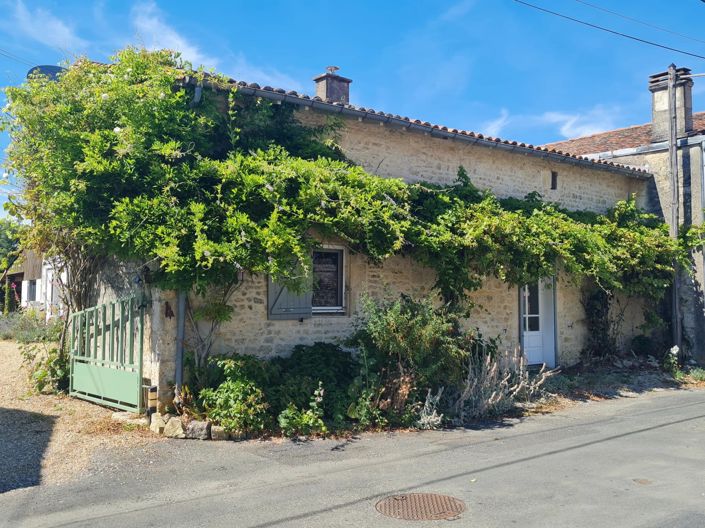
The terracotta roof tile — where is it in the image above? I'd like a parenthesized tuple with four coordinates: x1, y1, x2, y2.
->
(543, 112, 705, 155)
(201, 74, 650, 178)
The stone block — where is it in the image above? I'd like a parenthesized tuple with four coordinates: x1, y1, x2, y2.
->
(185, 420, 211, 440)
(210, 425, 230, 441)
(163, 416, 186, 439)
(149, 413, 167, 435)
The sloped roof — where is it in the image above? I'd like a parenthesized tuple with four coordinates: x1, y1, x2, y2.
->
(211, 76, 650, 179)
(542, 111, 705, 155)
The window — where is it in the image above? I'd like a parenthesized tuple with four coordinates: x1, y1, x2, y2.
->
(312, 249, 344, 313)
(27, 280, 37, 302)
(550, 171, 558, 190)
(522, 282, 540, 332)
(267, 248, 346, 320)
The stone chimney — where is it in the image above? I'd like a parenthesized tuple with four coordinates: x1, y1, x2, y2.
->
(313, 66, 352, 103)
(648, 65, 693, 142)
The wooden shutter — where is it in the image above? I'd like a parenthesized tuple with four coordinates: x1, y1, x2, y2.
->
(267, 276, 312, 320)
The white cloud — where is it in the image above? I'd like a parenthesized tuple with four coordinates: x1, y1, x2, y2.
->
(537, 105, 619, 139)
(12, 0, 87, 52)
(130, 1, 302, 91)
(228, 53, 304, 92)
(436, 0, 477, 23)
(483, 108, 510, 137)
(131, 1, 218, 69)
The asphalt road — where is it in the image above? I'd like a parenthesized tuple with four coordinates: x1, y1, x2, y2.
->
(2, 389, 705, 528)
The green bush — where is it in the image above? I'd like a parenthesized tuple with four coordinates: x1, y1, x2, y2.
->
(346, 388, 388, 430)
(349, 295, 469, 418)
(199, 359, 270, 435)
(688, 367, 705, 382)
(277, 382, 328, 437)
(7, 310, 63, 344)
(21, 342, 69, 393)
(269, 343, 358, 422)
(14, 311, 68, 393)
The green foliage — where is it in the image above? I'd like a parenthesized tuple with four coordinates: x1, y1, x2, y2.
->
(277, 382, 328, 437)
(346, 388, 388, 429)
(0, 219, 21, 270)
(581, 286, 615, 361)
(9, 310, 63, 344)
(348, 295, 502, 424)
(21, 343, 69, 393)
(352, 295, 469, 392)
(268, 343, 358, 422)
(688, 367, 705, 382)
(662, 346, 681, 377)
(14, 311, 68, 393)
(199, 361, 270, 435)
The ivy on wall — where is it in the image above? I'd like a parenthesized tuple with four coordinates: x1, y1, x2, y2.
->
(2, 47, 701, 318)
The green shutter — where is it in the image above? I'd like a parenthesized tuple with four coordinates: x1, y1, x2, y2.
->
(267, 276, 312, 320)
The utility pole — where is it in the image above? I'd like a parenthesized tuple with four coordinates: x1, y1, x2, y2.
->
(667, 63, 683, 352)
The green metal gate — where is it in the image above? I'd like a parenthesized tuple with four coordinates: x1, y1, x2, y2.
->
(69, 295, 145, 412)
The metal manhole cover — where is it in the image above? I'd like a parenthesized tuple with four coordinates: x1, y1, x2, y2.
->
(375, 493, 466, 521)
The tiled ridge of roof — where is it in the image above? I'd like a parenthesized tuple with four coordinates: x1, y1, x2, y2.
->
(543, 112, 705, 155)
(209, 77, 650, 179)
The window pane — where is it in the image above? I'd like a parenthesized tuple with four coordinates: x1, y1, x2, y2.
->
(528, 316, 540, 331)
(312, 251, 342, 308)
(527, 283, 539, 315)
(28, 280, 36, 302)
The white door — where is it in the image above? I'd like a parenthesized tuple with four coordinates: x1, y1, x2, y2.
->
(521, 279, 556, 367)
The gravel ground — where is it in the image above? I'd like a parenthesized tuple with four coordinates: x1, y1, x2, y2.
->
(0, 340, 158, 493)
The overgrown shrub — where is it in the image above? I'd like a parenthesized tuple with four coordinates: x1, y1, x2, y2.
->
(3, 310, 63, 344)
(199, 359, 270, 435)
(277, 383, 327, 437)
(14, 311, 68, 393)
(20, 342, 69, 393)
(196, 295, 558, 436)
(268, 343, 357, 422)
(350, 295, 468, 419)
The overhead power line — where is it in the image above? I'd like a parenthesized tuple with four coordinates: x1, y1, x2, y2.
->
(574, 0, 705, 47)
(513, 0, 705, 61)
(0, 48, 34, 68)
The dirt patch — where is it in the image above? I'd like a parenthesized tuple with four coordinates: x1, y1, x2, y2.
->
(523, 358, 705, 416)
(0, 340, 158, 491)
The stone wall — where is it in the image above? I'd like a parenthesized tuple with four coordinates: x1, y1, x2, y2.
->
(301, 109, 648, 213)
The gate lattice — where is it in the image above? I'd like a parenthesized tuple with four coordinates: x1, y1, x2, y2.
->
(69, 295, 145, 412)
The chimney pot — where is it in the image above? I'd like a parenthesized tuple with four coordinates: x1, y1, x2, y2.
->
(313, 67, 352, 104)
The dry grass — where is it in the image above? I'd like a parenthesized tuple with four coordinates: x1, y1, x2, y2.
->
(0, 340, 158, 487)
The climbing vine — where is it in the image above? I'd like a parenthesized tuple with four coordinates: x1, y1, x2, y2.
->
(2, 46, 701, 325)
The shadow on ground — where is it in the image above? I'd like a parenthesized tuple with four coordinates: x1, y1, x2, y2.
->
(0, 407, 55, 493)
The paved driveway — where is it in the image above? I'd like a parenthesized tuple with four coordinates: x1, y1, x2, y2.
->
(2, 389, 704, 527)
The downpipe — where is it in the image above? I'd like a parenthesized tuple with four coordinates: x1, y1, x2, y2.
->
(173, 290, 186, 409)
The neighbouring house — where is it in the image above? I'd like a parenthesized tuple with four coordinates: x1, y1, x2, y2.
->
(4, 250, 65, 317)
(545, 66, 705, 362)
(90, 66, 661, 408)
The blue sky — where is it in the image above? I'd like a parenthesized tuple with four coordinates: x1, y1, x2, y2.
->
(1, 0, 705, 160)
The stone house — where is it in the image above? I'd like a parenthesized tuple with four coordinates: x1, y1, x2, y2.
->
(546, 66, 705, 362)
(91, 67, 662, 407)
